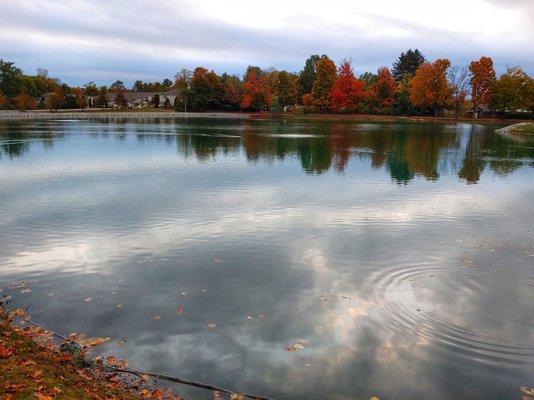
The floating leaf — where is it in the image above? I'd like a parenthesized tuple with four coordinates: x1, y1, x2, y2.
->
(13, 308, 27, 317)
(84, 298, 92, 303)
(286, 340, 307, 352)
(207, 323, 217, 329)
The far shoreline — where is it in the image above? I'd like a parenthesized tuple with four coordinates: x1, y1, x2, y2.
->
(0, 109, 528, 126)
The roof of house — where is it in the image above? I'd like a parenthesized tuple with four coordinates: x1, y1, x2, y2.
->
(159, 88, 179, 95)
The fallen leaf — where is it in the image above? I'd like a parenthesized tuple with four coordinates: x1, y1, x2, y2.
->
(459, 257, 474, 266)
(84, 298, 92, 303)
(286, 340, 307, 352)
(106, 355, 118, 365)
(35, 393, 53, 400)
(0, 345, 14, 358)
(207, 323, 217, 329)
(13, 308, 26, 317)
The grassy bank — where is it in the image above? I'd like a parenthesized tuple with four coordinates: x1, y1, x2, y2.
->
(497, 122, 534, 135)
(0, 307, 179, 400)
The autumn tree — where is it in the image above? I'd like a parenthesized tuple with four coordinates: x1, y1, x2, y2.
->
(394, 74, 413, 115)
(0, 91, 7, 108)
(392, 49, 426, 81)
(14, 92, 37, 111)
(409, 59, 452, 116)
(491, 66, 532, 114)
(301, 93, 313, 107)
(312, 57, 336, 110)
(220, 73, 244, 110)
(359, 72, 378, 89)
(189, 67, 223, 111)
(469, 56, 496, 111)
(72, 87, 87, 109)
(241, 66, 270, 110)
(370, 67, 397, 111)
(298, 54, 322, 100)
(448, 65, 470, 116)
(276, 70, 298, 107)
(330, 59, 364, 111)
(45, 89, 65, 111)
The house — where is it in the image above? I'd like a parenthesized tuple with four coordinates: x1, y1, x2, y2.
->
(112, 92, 156, 108)
(85, 89, 180, 109)
(158, 88, 179, 108)
(468, 104, 492, 119)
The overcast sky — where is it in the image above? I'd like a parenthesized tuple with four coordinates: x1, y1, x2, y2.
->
(0, 0, 532, 86)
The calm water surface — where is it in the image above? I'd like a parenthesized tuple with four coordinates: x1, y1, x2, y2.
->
(1, 118, 533, 399)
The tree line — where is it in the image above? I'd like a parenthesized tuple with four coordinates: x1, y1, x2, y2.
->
(1, 49, 533, 116)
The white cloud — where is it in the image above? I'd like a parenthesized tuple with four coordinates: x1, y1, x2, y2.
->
(0, 0, 532, 84)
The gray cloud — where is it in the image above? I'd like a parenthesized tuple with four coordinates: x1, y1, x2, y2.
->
(0, 0, 532, 85)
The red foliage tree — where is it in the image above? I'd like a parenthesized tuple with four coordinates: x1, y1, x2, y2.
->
(241, 68, 270, 110)
(330, 60, 364, 111)
(370, 67, 397, 109)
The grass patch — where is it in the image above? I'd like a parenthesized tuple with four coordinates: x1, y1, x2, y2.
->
(510, 122, 534, 135)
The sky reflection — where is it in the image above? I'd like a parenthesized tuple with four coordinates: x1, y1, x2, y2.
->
(0, 119, 533, 399)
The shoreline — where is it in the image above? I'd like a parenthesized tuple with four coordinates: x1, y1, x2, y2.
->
(0, 110, 251, 121)
(496, 122, 534, 135)
(0, 109, 528, 125)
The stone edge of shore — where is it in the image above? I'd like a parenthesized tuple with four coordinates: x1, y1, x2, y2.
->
(0, 111, 251, 120)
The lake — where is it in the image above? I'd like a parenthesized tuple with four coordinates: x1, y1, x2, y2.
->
(1, 117, 533, 399)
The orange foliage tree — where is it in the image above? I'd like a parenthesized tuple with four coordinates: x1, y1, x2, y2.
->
(409, 59, 452, 116)
(469, 56, 496, 110)
(301, 93, 313, 107)
(73, 87, 87, 109)
(330, 60, 364, 111)
(370, 67, 397, 110)
(15, 92, 37, 111)
(241, 67, 270, 110)
(0, 91, 7, 108)
(312, 57, 336, 110)
(45, 89, 65, 111)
